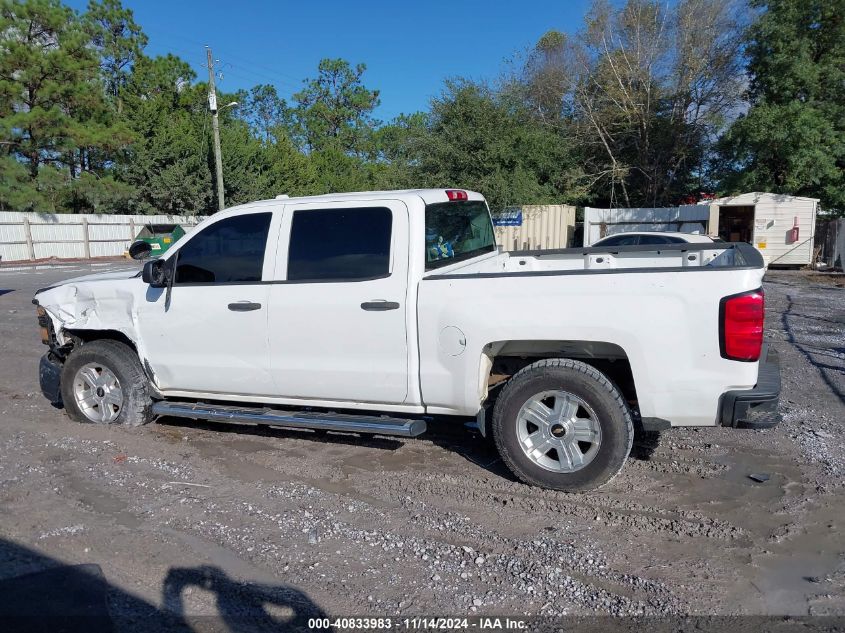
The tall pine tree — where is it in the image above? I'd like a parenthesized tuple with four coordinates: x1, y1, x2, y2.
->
(0, 0, 133, 212)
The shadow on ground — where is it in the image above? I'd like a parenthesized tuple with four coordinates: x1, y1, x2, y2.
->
(0, 537, 326, 632)
(782, 294, 845, 402)
(156, 412, 661, 486)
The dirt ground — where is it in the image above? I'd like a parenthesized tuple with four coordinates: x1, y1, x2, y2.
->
(0, 263, 843, 629)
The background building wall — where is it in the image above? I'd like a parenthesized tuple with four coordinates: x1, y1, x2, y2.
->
(583, 205, 710, 246)
(494, 205, 576, 251)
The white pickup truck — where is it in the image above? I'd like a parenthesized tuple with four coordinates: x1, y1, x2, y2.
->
(33, 189, 780, 491)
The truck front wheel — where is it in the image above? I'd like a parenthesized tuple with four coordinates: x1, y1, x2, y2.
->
(492, 359, 633, 492)
(60, 339, 154, 427)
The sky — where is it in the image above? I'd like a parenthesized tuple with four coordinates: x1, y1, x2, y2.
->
(65, 0, 592, 121)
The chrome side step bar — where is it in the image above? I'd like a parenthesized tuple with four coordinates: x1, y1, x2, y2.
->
(151, 401, 427, 437)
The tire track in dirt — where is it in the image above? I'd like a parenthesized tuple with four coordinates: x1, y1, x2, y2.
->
(351, 470, 746, 542)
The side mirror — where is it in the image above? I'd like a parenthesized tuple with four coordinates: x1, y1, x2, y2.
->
(142, 259, 168, 287)
(129, 240, 153, 260)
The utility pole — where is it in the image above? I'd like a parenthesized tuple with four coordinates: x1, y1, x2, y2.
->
(206, 47, 225, 211)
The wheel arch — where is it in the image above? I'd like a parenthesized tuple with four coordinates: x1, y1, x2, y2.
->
(67, 328, 138, 351)
(479, 339, 639, 413)
(64, 329, 161, 397)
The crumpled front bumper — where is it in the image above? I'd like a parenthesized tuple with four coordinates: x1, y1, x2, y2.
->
(719, 344, 781, 429)
(39, 353, 63, 406)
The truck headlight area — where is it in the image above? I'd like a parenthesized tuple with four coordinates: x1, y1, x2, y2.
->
(36, 306, 50, 345)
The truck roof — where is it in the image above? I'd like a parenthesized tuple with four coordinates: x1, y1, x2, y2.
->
(228, 188, 487, 213)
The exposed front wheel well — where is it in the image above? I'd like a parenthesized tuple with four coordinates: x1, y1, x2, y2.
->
(62, 329, 161, 395)
(65, 329, 137, 352)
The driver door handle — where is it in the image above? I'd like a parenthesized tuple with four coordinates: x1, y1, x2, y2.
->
(228, 301, 262, 312)
(361, 301, 400, 311)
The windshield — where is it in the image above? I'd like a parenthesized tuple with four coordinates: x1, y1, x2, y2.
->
(424, 200, 496, 270)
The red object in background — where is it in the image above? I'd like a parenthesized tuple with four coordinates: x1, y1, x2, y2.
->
(720, 290, 765, 362)
(788, 216, 799, 242)
(677, 192, 715, 205)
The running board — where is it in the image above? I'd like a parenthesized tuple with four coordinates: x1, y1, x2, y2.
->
(151, 401, 427, 437)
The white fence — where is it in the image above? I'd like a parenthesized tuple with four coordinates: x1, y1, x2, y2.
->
(583, 205, 710, 245)
(0, 211, 199, 262)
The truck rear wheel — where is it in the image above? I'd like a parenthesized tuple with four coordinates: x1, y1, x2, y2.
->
(492, 359, 633, 492)
(60, 339, 154, 427)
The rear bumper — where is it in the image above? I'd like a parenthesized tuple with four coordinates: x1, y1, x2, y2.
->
(39, 353, 63, 406)
(719, 345, 781, 429)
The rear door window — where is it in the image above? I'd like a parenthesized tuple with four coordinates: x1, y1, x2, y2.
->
(287, 207, 392, 282)
(175, 212, 271, 284)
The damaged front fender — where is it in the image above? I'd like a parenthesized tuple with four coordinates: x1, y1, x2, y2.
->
(32, 269, 160, 392)
(36, 281, 139, 346)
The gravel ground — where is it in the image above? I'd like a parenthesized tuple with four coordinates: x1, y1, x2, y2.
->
(0, 264, 843, 628)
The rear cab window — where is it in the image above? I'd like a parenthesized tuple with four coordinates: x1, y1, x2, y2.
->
(424, 200, 495, 270)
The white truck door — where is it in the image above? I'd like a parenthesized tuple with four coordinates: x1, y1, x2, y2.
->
(137, 210, 278, 396)
(267, 200, 409, 405)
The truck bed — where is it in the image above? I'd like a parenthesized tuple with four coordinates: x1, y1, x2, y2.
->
(424, 242, 761, 277)
(417, 241, 766, 425)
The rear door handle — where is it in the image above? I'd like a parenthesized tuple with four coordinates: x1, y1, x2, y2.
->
(228, 301, 262, 312)
(361, 301, 400, 311)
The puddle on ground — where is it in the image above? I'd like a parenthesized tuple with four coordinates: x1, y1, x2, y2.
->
(749, 550, 842, 615)
(66, 475, 142, 529)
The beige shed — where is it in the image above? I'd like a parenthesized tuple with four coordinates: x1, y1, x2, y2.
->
(493, 204, 576, 251)
(701, 192, 819, 266)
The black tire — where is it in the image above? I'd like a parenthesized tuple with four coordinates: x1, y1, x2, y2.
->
(492, 358, 633, 492)
(60, 339, 154, 427)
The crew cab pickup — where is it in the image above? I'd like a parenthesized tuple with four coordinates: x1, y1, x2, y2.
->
(33, 189, 781, 491)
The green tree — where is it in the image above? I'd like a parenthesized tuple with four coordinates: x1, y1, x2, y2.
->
(0, 155, 37, 209)
(84, 0, 147, 108)
(262, 131, 319, 197)
(0, 0, 134, 211)
(719, 0, 845, 213)
(416, 81, 583, 213)
(117, 54, 211, 214)
(516, 0, 745, 207)
(217, 108, 271, 206)
(240, 84, 291, 143)
(292, 58, 380, 156)
(371, 112, 428, 189)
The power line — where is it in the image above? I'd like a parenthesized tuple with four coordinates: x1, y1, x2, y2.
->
(146, 39, 303, 97)
(151, 30, 304, 85)
(215, 62, 301, 91)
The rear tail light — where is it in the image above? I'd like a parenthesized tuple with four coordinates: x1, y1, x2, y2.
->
(720, 289, 764, 361)
(445, 189, 468, 201)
